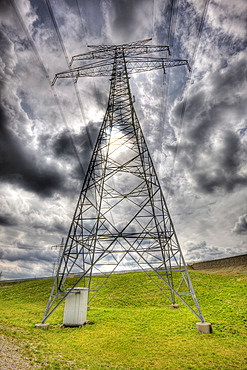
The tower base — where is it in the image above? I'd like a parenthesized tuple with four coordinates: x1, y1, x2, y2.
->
(35, 323, 50, 330)
(196, 322, 212, 334)
(170, 304, 179, 309)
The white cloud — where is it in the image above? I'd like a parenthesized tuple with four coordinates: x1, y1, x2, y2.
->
(207, 0, 247, 40)
(232, 214, 247, 235)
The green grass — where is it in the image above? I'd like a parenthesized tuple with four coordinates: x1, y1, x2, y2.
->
(0, 270, 247, 369)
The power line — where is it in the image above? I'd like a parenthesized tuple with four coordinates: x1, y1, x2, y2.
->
(45, 0, 93, 150)
(190, 0, 210, 69)
(166, 0, 211, 198)
(9, 0, 85, 177)
(167, 0, 179, 54)
(76, 0, 98, 153)
(52, 92, 86, 177)
(76, 0, 88, 45)
(156, 0, 178, 184)
(151, 0, 155, 39)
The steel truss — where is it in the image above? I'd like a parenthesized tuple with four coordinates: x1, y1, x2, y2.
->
(43, 39, 204, 323)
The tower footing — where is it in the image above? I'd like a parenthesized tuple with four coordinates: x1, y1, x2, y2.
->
(35, 323, 50, 330)
(170, 304, 179, 309)
(196, 322, 212, 334)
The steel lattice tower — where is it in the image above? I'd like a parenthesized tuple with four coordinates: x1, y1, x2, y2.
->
(42, 39, 205, 324)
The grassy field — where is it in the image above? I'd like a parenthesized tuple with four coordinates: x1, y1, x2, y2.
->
(0, 269, 247, 369)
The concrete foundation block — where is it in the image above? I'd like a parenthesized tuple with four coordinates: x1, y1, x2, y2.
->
(170, 304, 179, 309)
(35, 323, 50, 330)
(196, 322, 212, 334)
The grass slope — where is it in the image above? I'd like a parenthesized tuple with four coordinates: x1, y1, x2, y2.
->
(0, 270, 247, 369)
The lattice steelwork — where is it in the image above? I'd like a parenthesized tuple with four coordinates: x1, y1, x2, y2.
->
(42, 39, 204, 323)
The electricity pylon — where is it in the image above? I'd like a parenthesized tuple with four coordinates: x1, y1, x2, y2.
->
(42, 39, 204, 324)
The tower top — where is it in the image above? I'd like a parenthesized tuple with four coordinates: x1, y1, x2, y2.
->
(51, 39, 190, 85)
(70, 38, 170, 64)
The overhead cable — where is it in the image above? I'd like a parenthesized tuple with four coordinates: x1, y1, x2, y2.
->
(10, 0, 85, 177)
(156, 0, 178, 183)
(167, 0, 179, 54)
(45, 0, 93, 150)
(166, 0, 211, 198)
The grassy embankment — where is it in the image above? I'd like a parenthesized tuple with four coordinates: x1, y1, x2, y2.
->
(0, 269, 247, 369)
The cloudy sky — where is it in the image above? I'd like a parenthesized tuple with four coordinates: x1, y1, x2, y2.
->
(0, 0, 246, 280)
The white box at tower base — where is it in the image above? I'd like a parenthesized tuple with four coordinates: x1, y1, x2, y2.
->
(63, 288, 88, 327)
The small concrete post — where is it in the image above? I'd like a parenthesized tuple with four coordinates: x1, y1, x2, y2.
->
(35, 323, 50, 330)
(170, 304, 179, 309)
(196, 322, 212, 334)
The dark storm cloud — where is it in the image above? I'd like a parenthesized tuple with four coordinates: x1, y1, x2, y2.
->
(53, 131, 75, 157)
(233, 214, 247, 235)
(112, 0, 143, 34)
(106, 0, 152, 41)
(52, 121, 100, 179)
(170, 51, 247, 194)
(217, 131, 242, 172)
(0, 245, 56, 263)
(30, 216, 68, 234)
(0, 30, 65, 197)
(193, 131, 247, 193)
(0, 214, 18, 227)
(0, 106, 64, 197)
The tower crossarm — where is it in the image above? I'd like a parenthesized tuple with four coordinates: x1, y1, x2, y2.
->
(88, 38, 152, 49)
(70, 45, 170, 64)
(126, 57, 190, 74)
(52, 58, 190, 86)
